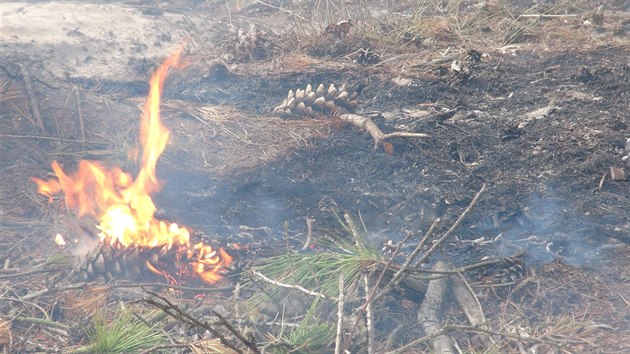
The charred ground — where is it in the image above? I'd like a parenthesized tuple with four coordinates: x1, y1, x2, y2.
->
(1, 0, 629, 352)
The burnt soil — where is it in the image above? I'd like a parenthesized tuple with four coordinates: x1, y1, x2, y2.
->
(1, 0, 629, 352)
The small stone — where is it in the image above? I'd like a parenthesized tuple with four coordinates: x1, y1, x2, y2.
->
(610, 167, 625, 180)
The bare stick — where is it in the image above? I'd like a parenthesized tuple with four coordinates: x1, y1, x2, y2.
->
(18, 64, 46, 134)
(413, 184, 487, 268)
(0, 268, 57, 281)
(250, 270, 336, 302)
(142, 290, 251, 354)
(140, 343, 196, 354)
(334, 274, 344, 354)
(418, 261, 454, 354)
(212, 310, 260, 354)
(339, 113, 430, 150)
(21, 282, 87, 301)
(374, 218, 441, 303)
(13, 316, 69, 331)
(417, 246, 526, 274)
(0, 134, 90, 143)
(520, 14, 577, 18)
(108, 281, 233, 293)
(361, 228, 417, 310)
(364, 274, 375, 354)
(302, 217, 315, 250)
(73, 86, 86, 142)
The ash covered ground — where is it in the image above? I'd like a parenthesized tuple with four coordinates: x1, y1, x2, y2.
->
(1, 0, 629, 352)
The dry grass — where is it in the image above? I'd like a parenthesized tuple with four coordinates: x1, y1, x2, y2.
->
(251, 0, 630, 67)
(451, 259, 630, 353)
(61, 286, 109, 322)
(161, 100, 331, 178)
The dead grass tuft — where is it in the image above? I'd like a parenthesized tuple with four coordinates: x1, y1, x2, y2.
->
(460, 260, 629, 353)
(62, 287, 109, 322)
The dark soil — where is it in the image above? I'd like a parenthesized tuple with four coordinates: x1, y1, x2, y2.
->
(1, 0, 629, 352)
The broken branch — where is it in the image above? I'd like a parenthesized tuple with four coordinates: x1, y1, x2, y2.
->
(338, 113, 430, 150)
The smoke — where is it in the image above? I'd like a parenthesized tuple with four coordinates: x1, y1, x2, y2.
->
(498, 192, 607, 268)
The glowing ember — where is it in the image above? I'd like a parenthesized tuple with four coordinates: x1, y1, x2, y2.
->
(33, 48, 231, 283)
(54, 233, 66, 246)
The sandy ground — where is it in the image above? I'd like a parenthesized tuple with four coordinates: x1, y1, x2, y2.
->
(1, 1, 210, 81)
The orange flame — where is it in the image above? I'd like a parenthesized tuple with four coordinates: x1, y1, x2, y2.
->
(33, 48, 231, 283)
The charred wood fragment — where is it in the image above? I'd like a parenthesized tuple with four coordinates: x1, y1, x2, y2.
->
(418, 261, 454, 354)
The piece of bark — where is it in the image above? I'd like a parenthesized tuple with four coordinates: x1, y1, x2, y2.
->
(418, 261, 454, 354)
(451, 276, 497, 349)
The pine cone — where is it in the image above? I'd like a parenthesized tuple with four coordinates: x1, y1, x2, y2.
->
(223, 24, 273, 62)
(75, 236, 232, 284)
(356, 48, 380, 65)
(274, 83, 358, 117)
(75, 241, 154, 282)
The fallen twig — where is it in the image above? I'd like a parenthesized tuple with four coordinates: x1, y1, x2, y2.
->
(364, 274, 375, 354)
(302, 217, 315, 251)
(18, 64, 46, 135)
(338, 113, 430, 150)
(360, 229, 415, 312)
(212, 311, 260, 354)
(0, 268, 57, 281)
(334, 274, 344, 354)
(375, 218, 441, 303)
(13, 316, 69, 331)
(413, 184, 487, 268)
(250, 270, 336, 302)
(450, 275, 495, 348)
(21, 282, 87, 301)
(73, 86, 86, 142)
(0, 134, 92, 143)
(0, 297, 50, 320)
(142, 290, 251, 354)
(418, 246, 526, 274)
(520, 14, 577, 18)
(139, 343, 195, 354)
(108, 281, 233, 293)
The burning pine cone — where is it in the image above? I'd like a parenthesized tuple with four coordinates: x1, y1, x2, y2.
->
(222, 24, 273, 62)
(75, 236, 232, 284)
(76, 241, 150, 282)
(274, 83, 358, 117)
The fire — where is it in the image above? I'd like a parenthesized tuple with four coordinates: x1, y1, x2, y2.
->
(33, 48, 231, 283)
